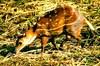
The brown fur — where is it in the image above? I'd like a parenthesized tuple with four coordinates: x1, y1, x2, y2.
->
(16, 5, 85, 53)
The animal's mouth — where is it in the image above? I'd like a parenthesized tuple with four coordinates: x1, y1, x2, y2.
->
(16, 35, 37, 54)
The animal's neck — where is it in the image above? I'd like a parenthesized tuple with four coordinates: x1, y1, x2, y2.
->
(32, 24, 37, 31)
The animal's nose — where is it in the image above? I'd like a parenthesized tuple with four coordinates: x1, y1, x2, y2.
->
(15, 41, 23, 54)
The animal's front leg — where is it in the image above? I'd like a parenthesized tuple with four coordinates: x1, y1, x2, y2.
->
(41, 36, 49, 53)
(49, 36, 58, 50)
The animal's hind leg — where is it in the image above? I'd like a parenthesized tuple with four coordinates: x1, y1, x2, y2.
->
(41, 36, 49, 53)
(73, 30, 82, 46)
(59, 34, 71, 50)
(76, 35, 82, 46)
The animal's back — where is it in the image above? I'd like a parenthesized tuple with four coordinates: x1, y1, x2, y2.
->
(36, 5, 72, 36)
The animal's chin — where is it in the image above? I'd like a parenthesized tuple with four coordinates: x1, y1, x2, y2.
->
(16, 35, 37, 54)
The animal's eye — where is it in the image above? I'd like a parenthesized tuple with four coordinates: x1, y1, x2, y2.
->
(18, 42, 22, 46)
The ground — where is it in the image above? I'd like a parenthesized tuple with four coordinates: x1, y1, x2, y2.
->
(0, 0, 100, 66)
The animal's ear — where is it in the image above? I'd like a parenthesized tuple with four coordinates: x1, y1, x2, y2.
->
(18, 34, 23, 37)
(17, 32, 26, 38)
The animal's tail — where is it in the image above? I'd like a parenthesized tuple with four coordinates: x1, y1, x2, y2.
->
(85, 19, 95, 30)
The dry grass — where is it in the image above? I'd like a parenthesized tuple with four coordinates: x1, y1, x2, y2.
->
(0, 0, 100, 66)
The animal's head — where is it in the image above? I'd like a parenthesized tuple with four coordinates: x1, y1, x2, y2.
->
(16, 28, 37, 54)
